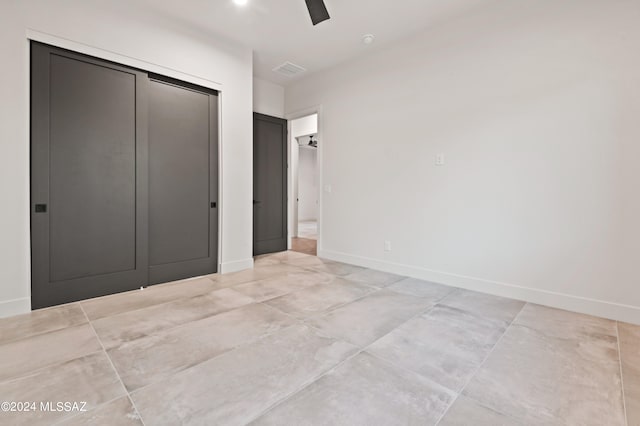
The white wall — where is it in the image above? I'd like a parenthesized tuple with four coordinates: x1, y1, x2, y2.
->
(285, 0, 640, 324)
(0, 0, 254, 317)
(253, 77, 285, 117)
(298, 145, 318, 222)
(291, 114, 318, 138)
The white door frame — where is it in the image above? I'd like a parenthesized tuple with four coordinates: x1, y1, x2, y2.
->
(286, 106, 323, 253)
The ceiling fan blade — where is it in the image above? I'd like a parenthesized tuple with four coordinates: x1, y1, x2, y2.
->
(304, 0, 330, 26)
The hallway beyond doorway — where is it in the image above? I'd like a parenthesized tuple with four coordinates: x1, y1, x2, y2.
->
(292, 221, 317, 256)
(288, 112, 320, 259)
(298, 221, 317, 240)
(291, 237, 316, 256)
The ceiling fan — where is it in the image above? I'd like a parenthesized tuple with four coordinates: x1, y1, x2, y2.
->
(304, 0, 331, 25)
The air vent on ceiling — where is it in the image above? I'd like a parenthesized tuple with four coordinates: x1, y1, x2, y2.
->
(273, 62, 307, 77)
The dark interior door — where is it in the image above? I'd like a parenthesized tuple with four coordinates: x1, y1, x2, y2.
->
(30, 43, 149, 309)
(148, 77, 219, 284)
(253, 113, 288, 256)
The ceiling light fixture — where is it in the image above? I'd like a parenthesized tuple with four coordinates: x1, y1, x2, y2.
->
(362, 34, 375, 45)
(233, 0, 248, 6)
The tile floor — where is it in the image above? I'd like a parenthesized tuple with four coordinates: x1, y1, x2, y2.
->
(0, 251, 637, 425)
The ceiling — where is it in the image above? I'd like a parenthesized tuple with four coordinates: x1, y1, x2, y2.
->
(131, 0, 490, 86)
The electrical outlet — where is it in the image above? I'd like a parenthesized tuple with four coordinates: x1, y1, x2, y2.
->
(436, 153, 445, 166)
(384, 240, 392, 252)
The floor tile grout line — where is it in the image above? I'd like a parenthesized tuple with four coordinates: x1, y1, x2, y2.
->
(434, 301, 527, 425)
(362, 350, 457, 397)
(50, 393, 131, 426)
(256, 301, 309, 323)
(95, 298, 264, 352)
(260, 278, 387, 322)
(262, 273, 444, 325)
(616, 321, 629, 426)
(78, 303, 147, 426)
(442, 394, 523, 425)
(0, 348, 106, 388)
(246, 300, 441, 424)
(254, 260, 456, 323)
(0, 302, 89, 347)
(248, 301, 440, 423)
(82, 263, 311, 323)
(86, 271, 315, 346)
(287, 285, 385, 321)
(254, 258, 501, 332)
(360, 346, 528, 426)
(122, 321, 304, 397)
(290, 283, 459, 340)
(82, 280, 229, 322)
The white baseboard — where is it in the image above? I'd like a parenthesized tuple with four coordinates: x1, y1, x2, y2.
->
(319, 249, 640, 326)
(0, 297, 31, 319)
(0, 259, 256, 320)
(220, 258, 254, 274)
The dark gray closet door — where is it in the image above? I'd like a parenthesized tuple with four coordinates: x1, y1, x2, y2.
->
(253, 113, 288, 255)
(148, 78, 218, 284)
(30, 42, 149, 309)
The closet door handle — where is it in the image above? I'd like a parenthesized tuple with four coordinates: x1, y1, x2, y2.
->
(35, 204, 47, 213)
(253, 200, 261, 205)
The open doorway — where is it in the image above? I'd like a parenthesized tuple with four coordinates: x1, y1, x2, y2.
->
(289, 113, 319, 256)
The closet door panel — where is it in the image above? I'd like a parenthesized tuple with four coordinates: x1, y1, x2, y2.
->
(31, 42, 148, 309)
(148, 78, 218, 284)
(49, 54, 137, 281)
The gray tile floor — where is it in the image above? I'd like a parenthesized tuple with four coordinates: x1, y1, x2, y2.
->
(0, 251, 637, 425)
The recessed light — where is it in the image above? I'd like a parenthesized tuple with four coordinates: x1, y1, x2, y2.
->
(362, 34, 375, 45)
(233, 0, 248, 6)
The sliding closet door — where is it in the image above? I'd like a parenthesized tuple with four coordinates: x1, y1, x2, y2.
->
(30, 43, 148, 309)
(147, 77, 218, 284)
